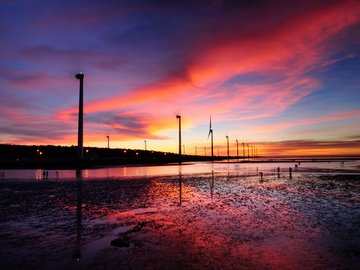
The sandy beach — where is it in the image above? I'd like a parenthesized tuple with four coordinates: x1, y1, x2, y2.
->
(0, 167, 359, 269)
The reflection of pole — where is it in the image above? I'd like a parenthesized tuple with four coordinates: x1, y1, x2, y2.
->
(176, 115, 181, 163)
(73, 170, 83, 261)
(75, 73, 84, 160)
(178, 169, 182, 205)
(107, 136, 110, 149)
(210, 170, 214, 201)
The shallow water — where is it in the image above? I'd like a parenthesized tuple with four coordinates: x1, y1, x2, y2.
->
(1, 160, 360, 180)
(0, 169, 359, 269)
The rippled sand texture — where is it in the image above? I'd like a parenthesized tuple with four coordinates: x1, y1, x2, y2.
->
(0, 173, 359, 269)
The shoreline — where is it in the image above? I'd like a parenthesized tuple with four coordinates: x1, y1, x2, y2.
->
(0, 156, 359, 170)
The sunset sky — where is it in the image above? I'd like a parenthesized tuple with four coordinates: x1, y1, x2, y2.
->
(1, 0, 360, 156)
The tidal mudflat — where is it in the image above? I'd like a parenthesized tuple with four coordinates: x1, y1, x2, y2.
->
(0, 170, 359, 269)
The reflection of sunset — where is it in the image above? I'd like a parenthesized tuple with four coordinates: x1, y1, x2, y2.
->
(81, 173, 341, 269)
(1, 169, 359, 268)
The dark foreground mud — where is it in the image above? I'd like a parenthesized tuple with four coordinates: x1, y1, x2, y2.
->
(0, 172, 359, 269)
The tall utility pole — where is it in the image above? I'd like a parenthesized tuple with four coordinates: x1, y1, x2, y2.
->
(247, 144, 250, 159)
(195, 146, 197, 155)
(144, 140, 147, 151)
(236, 140, 239, 157)
(75, 73, 84, 160)
(107, 136, 110, 149)
(176, 115, 181, 163)
(204, 147, 206, 156)
(242, 142, 245, 157)
(183, 145, 185, 155)
(226, 135, 229, 159)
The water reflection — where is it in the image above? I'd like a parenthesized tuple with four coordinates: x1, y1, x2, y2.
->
(1, 166, 358, 269)
(178, 168, 182, 206)
(210, 170, 214, 201)
(3, 160, 360, 180)
(73, 170, 83, 261)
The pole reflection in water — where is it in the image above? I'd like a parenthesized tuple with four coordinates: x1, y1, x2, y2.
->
(210, 170, 214, 201)
(178, 167, 182, 206)
(73, 170, 83, 261)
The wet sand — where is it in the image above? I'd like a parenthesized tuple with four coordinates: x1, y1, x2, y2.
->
(0, 171, 359, 269)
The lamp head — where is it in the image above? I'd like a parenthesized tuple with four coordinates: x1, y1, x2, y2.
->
(75, 72, 84, 79)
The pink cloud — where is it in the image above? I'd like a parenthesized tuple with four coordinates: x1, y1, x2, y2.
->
(253, 109, 360, 133)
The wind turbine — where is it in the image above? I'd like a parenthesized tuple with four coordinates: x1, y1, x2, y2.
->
(207, 116, 214, 159)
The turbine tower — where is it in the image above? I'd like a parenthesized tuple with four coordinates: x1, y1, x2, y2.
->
(176, 115, 181, 163)
(207, 116, 214, 159)
(226, 134, 229, 159)
(242, 142, 245, 157)
(75, 72, 84, 160)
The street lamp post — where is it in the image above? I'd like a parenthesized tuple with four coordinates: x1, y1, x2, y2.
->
(176, 115, 181, 163)
(107, 136, 110, 149)
(236, 140, 239, 157)
(144, 140, 147, 151)
(226, 135, 229, 159)
(75, 72, 84, 160)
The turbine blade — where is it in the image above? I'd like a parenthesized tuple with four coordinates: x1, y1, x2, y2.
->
(209, 116, 212, 129)
(207, 130, 211, 139)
